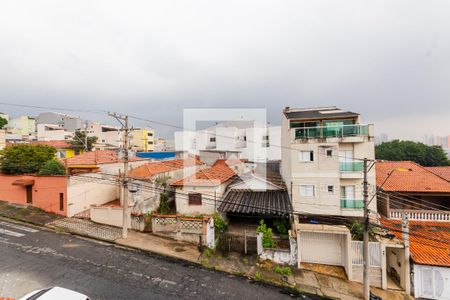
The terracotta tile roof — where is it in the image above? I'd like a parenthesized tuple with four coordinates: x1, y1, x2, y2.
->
(172, 160, 239, 187)
(31, 140, 74, 149)
(62, 150, 145, 166)
(128, 158, 203, 179)
(376, 161, 450, 193)
(425, 166, 450, 182)
(381, 218, 450, 267)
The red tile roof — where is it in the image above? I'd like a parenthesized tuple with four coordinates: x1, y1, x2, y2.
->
(128, 158, 203, 179)
(62, 150, 145, 166)
(381, 218, 450, 267)
(425, 166, 450, 182)
(172, 160, 240, 187)
(31, 140, 74, 149)
(376, 161, 450, 193)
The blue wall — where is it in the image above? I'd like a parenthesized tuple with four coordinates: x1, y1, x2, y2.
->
(135, 152, 176, 160)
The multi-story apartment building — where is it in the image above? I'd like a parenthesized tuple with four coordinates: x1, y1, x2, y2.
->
(37, 112, 83, 132)
(87, 122, 123, 148)
(130, 128, 155, 152)
(37, 123, 74, 141)
(6, 116, 36, 138)
(175, 121, 281, 162)
(281, 107, 376, 218)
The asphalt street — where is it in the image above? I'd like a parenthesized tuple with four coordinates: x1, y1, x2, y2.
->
(0, 219, 320, 300)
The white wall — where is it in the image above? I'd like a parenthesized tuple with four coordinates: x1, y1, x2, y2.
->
(90, 206, 131, 228)
(175, 183, 227, 215)
(414, 264, 450, 300)
(67, 175, 119, 217)
(37, 124, 71, 141)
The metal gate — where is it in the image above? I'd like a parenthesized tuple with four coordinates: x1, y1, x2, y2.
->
(300, 231, 343, 266)
(217, 233, 257, 254)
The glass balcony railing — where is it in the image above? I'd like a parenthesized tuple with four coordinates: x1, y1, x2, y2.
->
(339, 162, 364, 172)
(295, 124, 369, 139)
(341, 199, 364, 209)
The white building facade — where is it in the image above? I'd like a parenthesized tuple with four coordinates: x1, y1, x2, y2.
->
(281, 107, 377, 218)
(174, 121, 281, 162)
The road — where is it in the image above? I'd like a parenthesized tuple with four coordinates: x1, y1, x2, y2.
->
(0, 219, 319, 300)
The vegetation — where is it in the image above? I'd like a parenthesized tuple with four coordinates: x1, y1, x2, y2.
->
(69, 130, 98, 151)
(158, 193, 170, 214)
(348, 221, 376, 241)
(38, 160, 66, 175)
(376, 140, 450, 166)
(0, 116, 7, 129)
(274, 217, 290, 235)
(254, 271, 263, 281)
(274, 266, 292, 276)
(213, 212, 228, 234)
(0, 144, 57, 175)
(256, 220, 276, 248)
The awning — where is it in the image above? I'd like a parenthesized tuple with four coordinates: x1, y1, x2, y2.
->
(12, 179, 35, 186)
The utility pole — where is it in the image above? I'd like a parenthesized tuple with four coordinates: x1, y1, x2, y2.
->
(363, 158, 370, 300)
(108, 112, 130, 239)
(402, 212, 411, 295)
(84, 120, 88, 151)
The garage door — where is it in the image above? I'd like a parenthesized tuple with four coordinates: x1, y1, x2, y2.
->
(299, 232, 343, 266)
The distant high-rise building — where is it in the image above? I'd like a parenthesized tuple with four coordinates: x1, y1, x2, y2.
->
(375, 133, 389, 145)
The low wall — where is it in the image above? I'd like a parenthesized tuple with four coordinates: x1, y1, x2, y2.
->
(352, 265, 382, 288)
(257, 232, 297, 265)
(151, 214, 215, 248)
(90, 206, 131, 228)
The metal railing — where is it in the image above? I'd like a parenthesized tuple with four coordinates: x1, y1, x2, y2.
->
(352, 241, 381, 266)
(295, 124, 369, 139)
(341, 199, 364, 209)
(389, 209, 450, 221)
(340, 162, 364, 172)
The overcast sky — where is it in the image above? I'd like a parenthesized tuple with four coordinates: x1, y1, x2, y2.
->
(0, 1, 449, 140)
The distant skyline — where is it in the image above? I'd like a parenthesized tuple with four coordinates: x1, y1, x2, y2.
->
(1, 1, 449, 139)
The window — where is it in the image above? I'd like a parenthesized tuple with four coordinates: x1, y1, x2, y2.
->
(262, 135, 269, 141)
(300, 185, 315, 197)
(326, 149, 333, 157)
(188, 193, 202, 205)
(147, 141, 153, 144)
(327, 185, 334, 194)
(299, 151, 314, 162)
(210, 137, 216, 142)
(340, 186, 355, 199)
(147, 132, 153, 136)
(59, 193, 64, 211)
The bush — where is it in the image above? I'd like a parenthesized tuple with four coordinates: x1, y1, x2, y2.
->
(0, 144, 56, 175)
(158, 193, 170, 214)
(39, 160, 66, 175)
(274, 217, 289, 235)
(274, 266, 292, 276)
(213, 212, 227, 234)
(257, 220, 276, 248)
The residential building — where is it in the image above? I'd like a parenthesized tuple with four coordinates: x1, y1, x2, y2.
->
(382, 219, 450, 300)
(376, 161, 450, 221)
(154, 137, 174, 152)
(6, 115, 36, 138)
(171, 159, 246, 215)
(37, 112, 83, 132)
(130, 127, 155, 152)
(37, 123, 73, 141)
(31, 140, 83, 158)
(0, 129, 6, 150)
(174, 121, 281, 162)
(281, 106, 376, 218)
(86, 121, 123, 148)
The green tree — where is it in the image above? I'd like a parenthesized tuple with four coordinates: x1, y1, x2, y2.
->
(0, 144, 56, 175)
(0, 116, 7, 129)
(69, 130, 98, 151)
(39, 160, 66, 175)
(256, 220, 276, 248)
(376, 140, 450, 166)
(158, 192, 170, 214)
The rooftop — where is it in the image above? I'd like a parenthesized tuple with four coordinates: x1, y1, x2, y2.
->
(31, 140, 74, 149)
(425, 166, 450, 182)
(62, 150, 146, 166)
(171, 159, 241, 187)
(376, 161, 450, 193)
(128, 158, 203, 179)
(284, 106, 359, 121)
(381, 218, 450, 267)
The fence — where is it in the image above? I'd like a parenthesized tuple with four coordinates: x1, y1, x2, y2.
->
(217, 232, 258, 254)
(151, 214, 215, 248)
(390, 209, 450, 221)
(351, 241, 381, 267)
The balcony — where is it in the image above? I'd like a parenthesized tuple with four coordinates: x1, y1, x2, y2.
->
(389, 209, 450, 221)
(341, 199, 364, 209)
(295, 124, 369, 140)
(340, 162, 364, 172)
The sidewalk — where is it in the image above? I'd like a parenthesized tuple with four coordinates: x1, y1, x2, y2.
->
(116, 231, 201, 263)
(0, 200, 62, 226)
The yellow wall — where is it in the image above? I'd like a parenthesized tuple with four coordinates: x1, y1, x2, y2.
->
(132, 128, 154, 152)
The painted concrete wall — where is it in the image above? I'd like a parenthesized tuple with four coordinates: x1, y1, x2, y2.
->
(90, 206, 131, 228)
(0, 129, 5, 150)
(67, 175, 120, 217)
(0, 175, 68, 216)
(175, 183, 228, 215)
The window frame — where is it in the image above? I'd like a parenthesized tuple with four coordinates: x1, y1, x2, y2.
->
(188, 193, 202, 206)
(299, 185, 315, 197)
(299, 150, 314, 162)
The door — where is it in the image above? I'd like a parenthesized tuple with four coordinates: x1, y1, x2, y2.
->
(300, 232, 343, 266)
(26, 185, 33, 204)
